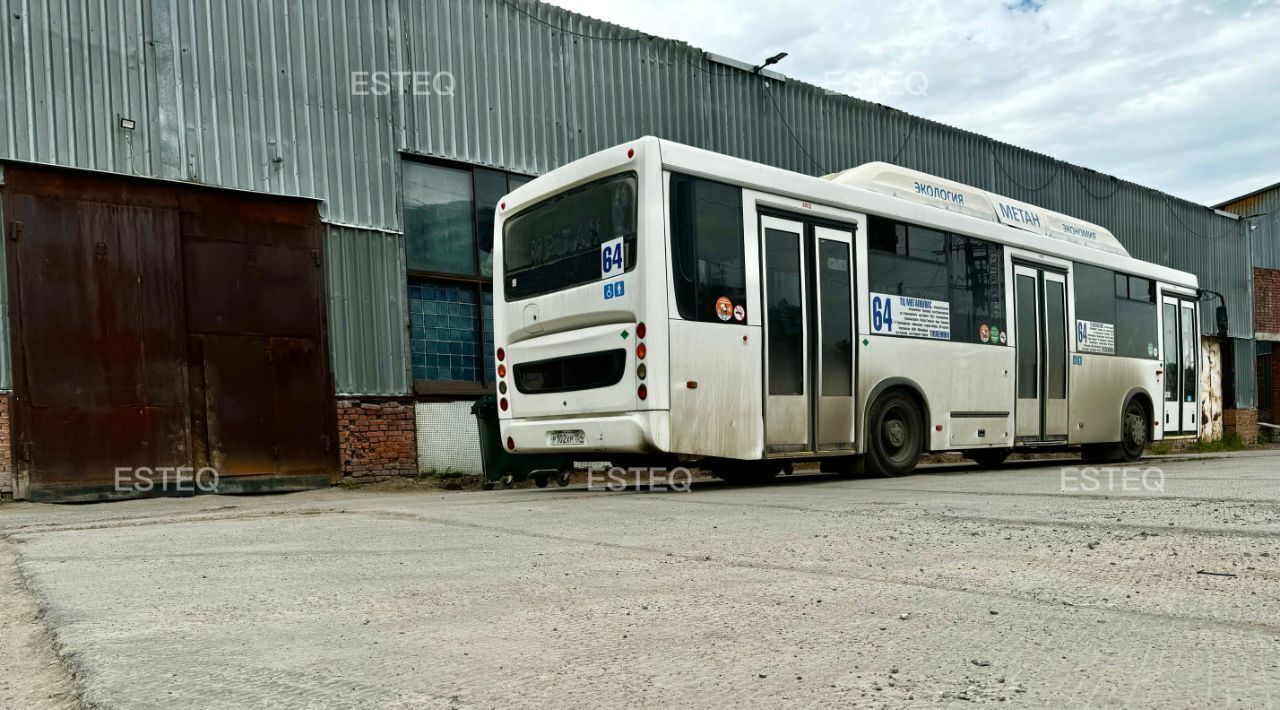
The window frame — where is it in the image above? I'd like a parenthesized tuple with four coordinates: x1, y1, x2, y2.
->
(401, 153, 534, 397)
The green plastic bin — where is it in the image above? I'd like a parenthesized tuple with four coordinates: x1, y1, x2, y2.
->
(471, 396, 568, 488)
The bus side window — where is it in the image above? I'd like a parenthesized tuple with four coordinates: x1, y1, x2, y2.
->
(669, 174, 747, 323)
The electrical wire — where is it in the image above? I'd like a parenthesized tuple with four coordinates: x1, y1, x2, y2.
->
(890, 116, 917, 165)
(1163, 196, 1246, 242)
(762, 81, 827, 174)
(989, 146, 1060, 192)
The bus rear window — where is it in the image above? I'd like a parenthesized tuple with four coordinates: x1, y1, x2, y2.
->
(503, 174, 637, 300)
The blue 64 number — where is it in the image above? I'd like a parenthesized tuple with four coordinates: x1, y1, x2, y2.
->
(601, 241, 624, 276)
(871, 295, 895, 333)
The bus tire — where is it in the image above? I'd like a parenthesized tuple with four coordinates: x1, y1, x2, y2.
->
(969, 448, 1011, 468)
(1119, 399, 1148, 462)
(866, 391, 924, 477)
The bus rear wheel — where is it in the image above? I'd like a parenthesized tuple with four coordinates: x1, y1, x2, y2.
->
(866, 391, 924, 477)
(1119, 399, 1148, 462)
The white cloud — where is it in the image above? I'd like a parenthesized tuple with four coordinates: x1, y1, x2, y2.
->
(544, 0, 1279, 205)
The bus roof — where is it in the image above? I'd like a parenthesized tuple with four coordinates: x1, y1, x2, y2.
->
(823, 162, 1130, 258)
(646, 137, 1197, 289)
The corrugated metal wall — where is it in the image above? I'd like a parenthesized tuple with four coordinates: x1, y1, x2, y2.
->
(324, 225, 410, 396)
(0, 0, 1256, 401)
(1222, 188, 1280, 270)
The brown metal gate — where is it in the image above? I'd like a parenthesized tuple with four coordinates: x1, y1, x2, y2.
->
(3, 164, 338, 501)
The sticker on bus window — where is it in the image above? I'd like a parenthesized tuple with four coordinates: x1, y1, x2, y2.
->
(1076, 319, 1115, 355)
(600, 236, 624, 280)
(733, 304, 745, 322)
(715, 296, 733, 321)
(991, 326, 1002, 344)
(979, 324, 990, 343)
(869, 292, 950, 340)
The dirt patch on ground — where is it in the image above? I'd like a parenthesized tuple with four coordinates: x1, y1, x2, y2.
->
(0, 536, 82, 709)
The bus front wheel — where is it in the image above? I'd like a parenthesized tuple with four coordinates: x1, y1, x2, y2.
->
(866, 391, 924, 477)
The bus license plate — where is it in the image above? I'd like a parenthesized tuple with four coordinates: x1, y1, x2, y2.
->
(548, 430, 585, 446)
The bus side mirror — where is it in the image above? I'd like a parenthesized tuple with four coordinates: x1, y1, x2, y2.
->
(1215, 305, 1229, 339)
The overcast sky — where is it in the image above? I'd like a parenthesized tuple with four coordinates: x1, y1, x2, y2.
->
(545, 0, 1278, 207)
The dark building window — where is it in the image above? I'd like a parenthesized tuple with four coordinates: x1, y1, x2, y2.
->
(868, 215, 1005, 344)
(670, 174, 747, 323)
(403, 157, 530, 392)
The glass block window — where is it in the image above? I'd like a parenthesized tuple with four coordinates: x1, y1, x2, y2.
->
(410, 279, 485, 384)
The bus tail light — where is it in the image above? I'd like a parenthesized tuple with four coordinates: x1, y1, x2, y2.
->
(500, 397, 508, 411)
(636, 343, 646, 360)
(498, 363, 507, 378)
(506, 436, 515, 450)
(499, 381, 507, 394)
(496, 347, 505, 362)
(636, 322, 646, 339)
(637, 363, 647, 380)
(637, 384, 648, 400)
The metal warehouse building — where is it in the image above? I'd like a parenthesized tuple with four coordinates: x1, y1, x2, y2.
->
(0, 0, 1257, 500)
(1219, 183, 1280, 430)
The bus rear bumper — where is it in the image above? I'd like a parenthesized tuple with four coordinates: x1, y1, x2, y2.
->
(500, 411, 667, 454)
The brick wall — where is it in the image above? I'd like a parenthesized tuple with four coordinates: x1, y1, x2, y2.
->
(1254, 268, 1280, 337)
(1222, 408, 1258, 445)
(0, 393, 11, 496)
(336, 399, 417, 482)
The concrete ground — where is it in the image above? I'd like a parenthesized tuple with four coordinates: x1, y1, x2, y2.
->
(0, 453, 1277, 709)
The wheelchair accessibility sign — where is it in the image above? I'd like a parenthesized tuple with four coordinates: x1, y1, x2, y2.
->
(604, 279, 626, 300)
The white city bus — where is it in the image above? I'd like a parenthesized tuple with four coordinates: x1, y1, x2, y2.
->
(492, 137, 1203, 480)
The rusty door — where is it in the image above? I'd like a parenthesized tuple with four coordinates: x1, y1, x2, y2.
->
(180, 195, 338, 492)
(4, 164, 338, 501)
(6, 191, 190, 501)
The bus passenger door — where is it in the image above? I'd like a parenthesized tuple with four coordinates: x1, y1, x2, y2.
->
(1162, 295, 1199, 435)
(1013, 265, 1069, 443)
(760, 216, 810, 452)
(813, 227, 856, 452)
(759, 215, 857, 455)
